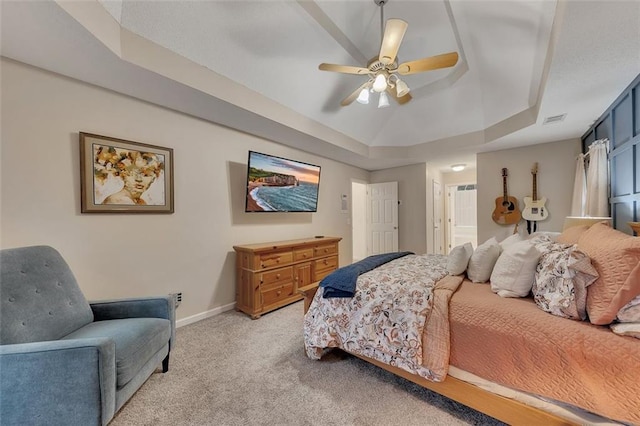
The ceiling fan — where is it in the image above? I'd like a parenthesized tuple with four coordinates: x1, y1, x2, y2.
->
(318, 0, 459, 108)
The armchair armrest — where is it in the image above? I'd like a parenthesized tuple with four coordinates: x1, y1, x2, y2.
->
(90, 296, 176, 349)
(0, 338, 116, 426)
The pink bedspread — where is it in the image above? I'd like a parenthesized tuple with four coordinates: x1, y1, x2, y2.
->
(449, 281, 640, 424)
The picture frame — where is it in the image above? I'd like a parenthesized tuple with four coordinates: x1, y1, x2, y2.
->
(79, 132, 174, 213)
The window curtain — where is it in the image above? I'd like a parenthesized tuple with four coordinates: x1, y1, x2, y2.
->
(570, 153, 586, 216)
(585, 139, 609, 217)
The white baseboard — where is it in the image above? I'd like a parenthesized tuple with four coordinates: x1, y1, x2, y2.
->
(176, 302, 236, 328)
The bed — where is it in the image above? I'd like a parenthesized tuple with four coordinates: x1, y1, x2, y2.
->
(303, 222, 640, 425)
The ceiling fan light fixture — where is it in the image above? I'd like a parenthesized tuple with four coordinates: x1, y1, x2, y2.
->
(395, 78, 410, 97)
(378, 91, 390, 108)
(372, 74, 387, 92)
(356, 88, 370, 104)
(318, 0, 458, 108)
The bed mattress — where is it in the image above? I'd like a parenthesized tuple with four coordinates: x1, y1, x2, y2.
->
(448, 281, 640, 424)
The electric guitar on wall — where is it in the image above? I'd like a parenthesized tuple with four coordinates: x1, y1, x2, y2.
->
(492, 168, 521, 225)
(522, 163, 548, 232)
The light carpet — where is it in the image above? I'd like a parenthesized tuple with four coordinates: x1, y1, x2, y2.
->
(111, 301, 503, 425)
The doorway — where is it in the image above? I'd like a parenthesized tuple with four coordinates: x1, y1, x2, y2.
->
(433, 180, 444, 254)
(446, 183, 478, 251)
(351, 181, 367, 263)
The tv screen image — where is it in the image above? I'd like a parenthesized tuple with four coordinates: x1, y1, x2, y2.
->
(245, 151, 321, 212)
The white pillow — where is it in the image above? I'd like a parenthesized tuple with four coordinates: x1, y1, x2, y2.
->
(490, 240, 541, 297)
(499, 233, 524, 251)
(467, 237, 501, 283)
(447, 242, 473, 275)
(617, 295, 640, 323)
(610, 322, 640, 339)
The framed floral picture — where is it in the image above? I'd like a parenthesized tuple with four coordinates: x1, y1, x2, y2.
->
(79, 132, 174, 213)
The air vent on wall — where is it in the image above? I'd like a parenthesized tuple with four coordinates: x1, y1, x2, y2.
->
(543, 113, 567, 125)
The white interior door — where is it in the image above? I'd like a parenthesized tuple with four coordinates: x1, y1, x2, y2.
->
(367, 182, 398, 255)
(447, 184, 478, 250)
(433, 180, 443, 254)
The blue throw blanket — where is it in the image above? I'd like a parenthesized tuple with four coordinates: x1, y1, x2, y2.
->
(320, 251, 413, 298)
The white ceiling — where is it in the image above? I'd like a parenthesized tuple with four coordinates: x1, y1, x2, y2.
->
(1, 0, 639, 171)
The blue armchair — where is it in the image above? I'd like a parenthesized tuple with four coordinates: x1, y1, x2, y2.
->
(0, 246, 175, 425)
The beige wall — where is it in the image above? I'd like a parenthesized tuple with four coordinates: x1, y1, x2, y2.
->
(0, 59, 369, 323)
(476, 139, 581, 244)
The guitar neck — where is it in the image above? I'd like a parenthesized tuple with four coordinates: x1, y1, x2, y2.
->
(503, 176, 508, 201)
(532, 173, 537, 201)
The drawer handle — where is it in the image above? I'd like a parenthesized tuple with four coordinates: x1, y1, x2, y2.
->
(324, 248, 328, 253)
(276, 273, 281, 279)
(303, 254, 307, 258)
(276, 258, 280, 263)
(276, 290, 282, 296)
(324, 259, 328, 265)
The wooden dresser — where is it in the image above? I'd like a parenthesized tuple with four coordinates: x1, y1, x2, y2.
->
(233, 237, 341, 319)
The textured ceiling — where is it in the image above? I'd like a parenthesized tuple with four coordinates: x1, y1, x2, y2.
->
(2, 0, 639, 171)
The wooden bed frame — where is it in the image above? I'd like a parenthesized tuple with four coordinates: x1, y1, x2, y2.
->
(300, 285, 579, 426)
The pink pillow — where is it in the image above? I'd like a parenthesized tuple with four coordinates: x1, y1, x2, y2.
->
(577, 222, 640, 325)
(557, 225, 590, 245)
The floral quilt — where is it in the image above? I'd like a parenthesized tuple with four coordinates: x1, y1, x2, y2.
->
(303, 254, 453, 380)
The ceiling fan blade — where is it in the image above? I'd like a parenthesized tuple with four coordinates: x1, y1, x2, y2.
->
(379, 19, 408, 65)
(319, 63, 370, 75)
(341, 80, 372, 106)
(397, 52, 459, 75)
(386, 87, 412, 105)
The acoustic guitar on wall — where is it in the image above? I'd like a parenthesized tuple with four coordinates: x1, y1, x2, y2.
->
(522, 162, 547, 232)
(492, 168, 521, 225)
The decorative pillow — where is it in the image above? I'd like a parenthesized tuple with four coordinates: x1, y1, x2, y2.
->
(530, 234, 556, 252)
(557, 225, 590, 245)
(499, 233, 524, 251)
(610, 322, 640, 339)
(467, 237, 501, 283)
(447, 242, 473, 275)
(617, 295, 640, 323)
(527, 231, 561, 242)
(532, 243, 599, 320)
(490, 240, 540, 298)
(577, 222, 640, 325)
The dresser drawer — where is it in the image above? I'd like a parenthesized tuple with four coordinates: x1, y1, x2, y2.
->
(293, 247, 314, 262)
(259, 250, 293, 269)
(261, 283, 294, 307)
(314, 244, 338, 257)
(260, 267, 293, 288)
(313, 255, 338, 281)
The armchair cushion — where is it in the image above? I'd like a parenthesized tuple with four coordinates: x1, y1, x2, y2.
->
(90, 296, 176, 350)
(0, 246, 93, 344)
(62, 318, 170, 388)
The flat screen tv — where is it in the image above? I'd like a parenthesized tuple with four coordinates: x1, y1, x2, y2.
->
(245, 151, 321, 212)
